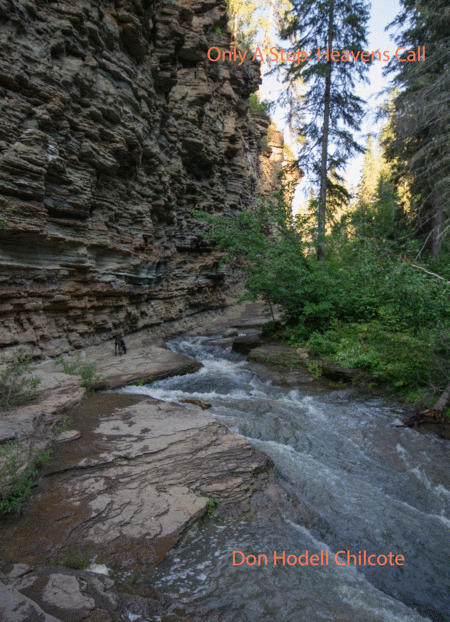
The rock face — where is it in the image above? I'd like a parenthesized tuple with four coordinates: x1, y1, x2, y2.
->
(0, 0, 286, 361)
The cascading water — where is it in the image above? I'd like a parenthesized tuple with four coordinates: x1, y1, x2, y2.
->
(119, 335, 450, 622)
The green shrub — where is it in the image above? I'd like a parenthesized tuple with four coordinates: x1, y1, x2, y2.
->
(248, 93, 272, 115)
(0, 442, 53, 516)
(78, 362, 100, 392)
(61, 552, 90, 570)
(206, 496, 218, 518)
(0, 355, 41, 410)
(56, 356, 100, 393)
(193, 192, 450, 399)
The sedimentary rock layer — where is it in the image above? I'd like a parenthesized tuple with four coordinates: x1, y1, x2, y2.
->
(0, 0, 283, 359)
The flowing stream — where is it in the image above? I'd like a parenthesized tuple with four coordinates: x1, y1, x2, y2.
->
(119, 335, 450, 622)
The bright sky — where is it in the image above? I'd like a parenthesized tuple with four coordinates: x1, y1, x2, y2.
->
(259, 0, 403, 206)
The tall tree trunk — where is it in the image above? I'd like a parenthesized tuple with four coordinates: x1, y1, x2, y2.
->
(431, 195, 443, 256)
(254, 0, 275, 98)
(262, 0, 275, 65)
(288, 86, 294, 148)
(232, 14, 238, 42)
(434, 379, 450, 412)
(317, 0, 334, 262)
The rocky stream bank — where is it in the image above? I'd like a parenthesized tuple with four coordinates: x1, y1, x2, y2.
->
(2, 300, 448, 622)
(0, 303, 275, 622)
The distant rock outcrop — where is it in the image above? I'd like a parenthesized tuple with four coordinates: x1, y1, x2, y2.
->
(0, 0, 289, 359)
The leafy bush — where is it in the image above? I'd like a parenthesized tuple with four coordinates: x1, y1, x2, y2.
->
(56, 356, 100, 393)
(0, 355, 41, 410)
(62, 552, 91, 570)
(248, 93, 273, 115)
(0, 442, 53, 515)
(78, 362, 100, 392)
(193, 192, 450, 397)
(206, 496, 218, 519)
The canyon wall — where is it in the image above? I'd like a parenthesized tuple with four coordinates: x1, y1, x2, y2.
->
(0, 0, 285, 359)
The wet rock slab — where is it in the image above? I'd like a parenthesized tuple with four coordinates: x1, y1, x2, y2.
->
(0, 394, 271, 572)
(247, 345, 315, 385)
(0, 563, 127, 622)
(37, 338, 203, 390)
(0, 343, 202, 498)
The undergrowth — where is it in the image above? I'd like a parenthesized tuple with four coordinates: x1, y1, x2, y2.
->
(0, 355, 41, 410)
(194, 192, 450, 405)
(56, 356, 100, 392)
(0, 441, 53, 516)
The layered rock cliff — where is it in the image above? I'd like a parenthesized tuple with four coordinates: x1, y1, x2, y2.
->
(0, 0, 285, 359)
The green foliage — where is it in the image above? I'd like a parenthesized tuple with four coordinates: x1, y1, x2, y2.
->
(0, 355, 41, 410)
(304, 323, 433, 388)
(193, 191, 450, 397)
(305, 360, 322, 378)
(206, 496, 218, 518)
(0, 442, 53, 516)
(56, 356, 100, 393)
(248, 93, 272, 115)
(61, 552, 90, 570)
(57, 357, 81, 375)
(78, 363, 100, 392)
(215, 26, 222, 34)
(385, 0, 450, 255)
(128, 572, 143, 586)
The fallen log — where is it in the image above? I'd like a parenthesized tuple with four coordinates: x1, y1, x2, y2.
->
(398, 408, 444, 428)
(398, 379, 450, 427)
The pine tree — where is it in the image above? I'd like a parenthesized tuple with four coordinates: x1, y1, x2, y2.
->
(358, 134, 382, 206)
(227, 0, 259, 45)
(281, 0, 371, 260)
(351, 133, 401, 241)
(384, 0, 450, 256)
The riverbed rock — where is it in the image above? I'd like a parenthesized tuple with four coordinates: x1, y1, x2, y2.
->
(0, 342, 201, 502)
(321, 360, 355, 383)
(232, 333, 267, 354)
(247, 344, 316, 385)
(0, 563, 123, 622)
(55, 430, 82, 443)
(295, 347, 310, 359)
(40, 340, 202, 390)
(0, 395, 272, 572)
(222, 328, 239, 338)
(0, 583, 63, 622)
(179, 397, 212, 409)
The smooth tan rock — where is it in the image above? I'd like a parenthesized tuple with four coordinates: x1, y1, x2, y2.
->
(56, 430, 82, 443)
(0, 340, 201, 499)
(0, 397, 272, 571)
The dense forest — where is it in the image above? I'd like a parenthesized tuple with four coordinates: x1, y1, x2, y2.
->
(200, 0, 450, 413)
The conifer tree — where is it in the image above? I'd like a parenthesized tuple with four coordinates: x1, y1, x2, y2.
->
(282, 0, 371, 260)
(227, 0, 259, 45)
(351, 133, 401, 240)
(384, 0, 450, 256)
